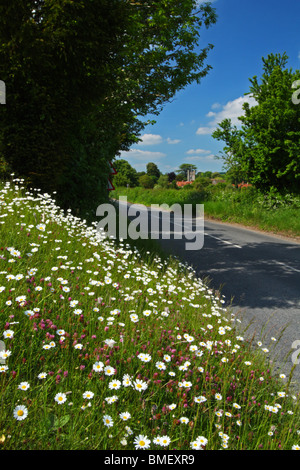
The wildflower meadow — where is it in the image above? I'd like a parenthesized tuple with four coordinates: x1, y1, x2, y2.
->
(0, 178, 299, 450)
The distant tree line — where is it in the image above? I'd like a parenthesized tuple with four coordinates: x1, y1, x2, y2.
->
(113, 160, 226, 191)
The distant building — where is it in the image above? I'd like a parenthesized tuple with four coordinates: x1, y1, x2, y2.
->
(176, 181, 193, 188)
(187, 169, 196, 182)
(237, 182, 252, 189)
(211, 179, 226, 185)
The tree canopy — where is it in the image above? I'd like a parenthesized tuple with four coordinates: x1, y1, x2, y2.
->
(212, 53, 300, 193)
(0, 0, 217, 215)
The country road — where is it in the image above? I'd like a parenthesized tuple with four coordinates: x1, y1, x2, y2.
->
(113, 199, 300, 390)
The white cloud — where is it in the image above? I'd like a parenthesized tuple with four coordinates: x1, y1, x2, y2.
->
(196, 126, 216, 135)
(138, 134, 163, 146)
(120, 149, 166, 161)
(207, 95, 257, 127)
(186, 148, 211, 155)
(185, 155, 215, 162)
(167, 137, 181, 144)
(196, 94, 257, 135)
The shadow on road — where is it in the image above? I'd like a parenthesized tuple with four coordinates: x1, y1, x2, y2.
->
(156, 226, 300, 313)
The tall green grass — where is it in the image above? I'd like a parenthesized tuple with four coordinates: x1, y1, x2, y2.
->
(112, 186, 300, 237)
(0, 178, 299, 450)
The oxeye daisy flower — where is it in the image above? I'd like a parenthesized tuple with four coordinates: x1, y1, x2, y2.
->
(104, 366, 115, 376)
(292, 445, 300, 450)
(93, 361, 104, 373)
(142, 353, 152, 362)
(3, 330, 14, 339)
(83, 391, 94, 400)
(133, 434, 151, 450)
(168, 403, 177, 410)
(159, 436, 171, 447)
(36, 224, 46, 231)
(54, 392, 67, 404)
(191, 440, 203, 450)
(103, 415, 114, 427)
(0, 365, 9, 373)
(104, 339, 116, 348)
(38, 372, 47, 379)
(108, 379, 121, 390)
(153, 436, 161, 445)
(130, 314, 139, 323)
(0, 350, 11, 360)
(215, 393, 222, 400)
(18, 381, 30, 391)
(133, 379, 148, 392)
(105, 396, 119, 404)
(155, 361, 166, 370)
(179, 417, 189, 424)
(233, 403, 241, 409)
(13, 405, 28, 421)
(122, 374, 132, 387)
(119, 412, 131, 421)
(194, 396, 207, 404)
(74, 343, 83, 350)
(196, 436, 208, 447)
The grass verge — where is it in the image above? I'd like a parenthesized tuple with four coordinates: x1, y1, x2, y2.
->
(0, 178, 299, 450)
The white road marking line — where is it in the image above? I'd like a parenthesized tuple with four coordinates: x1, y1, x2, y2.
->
(205, 232, 242, 249)
(272, 260, 300, 273)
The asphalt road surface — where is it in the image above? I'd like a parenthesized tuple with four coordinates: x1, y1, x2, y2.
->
(114, 199, 300, 390)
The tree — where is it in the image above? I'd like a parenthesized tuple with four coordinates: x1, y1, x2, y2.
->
(212, 118, 247, 185)
(167, 172, 176, 183)
(176, 164, 197, 180)
(0, 0, 217, 214)
(139, 174, 155, 189)
(146, 162, 160, 183)
(212, 53, 300, 193)
(113, 159, 138, 187)
(193, 175, 212, 191)
(157, 174, 169, 188)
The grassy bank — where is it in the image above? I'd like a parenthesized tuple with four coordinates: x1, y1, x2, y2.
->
(0, 178, 299, 450)
(111, 186, 300, 239)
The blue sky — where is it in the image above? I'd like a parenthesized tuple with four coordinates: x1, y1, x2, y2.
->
(119, 0, 300, 175)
